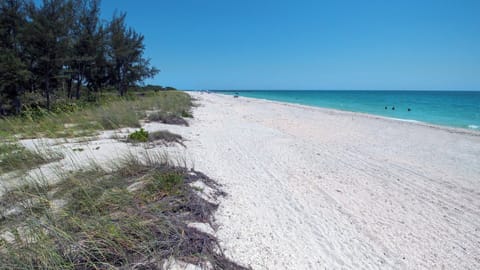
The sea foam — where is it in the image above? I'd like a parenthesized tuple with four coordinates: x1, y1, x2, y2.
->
(468, 125, 479, 129)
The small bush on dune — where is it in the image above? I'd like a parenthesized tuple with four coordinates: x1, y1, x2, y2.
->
(181, 110, 193, 118)
(128, 128, 149, 142)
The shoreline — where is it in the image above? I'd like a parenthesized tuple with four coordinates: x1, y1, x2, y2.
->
(183, 92, 480, 269)
(206, 92, 480, 136)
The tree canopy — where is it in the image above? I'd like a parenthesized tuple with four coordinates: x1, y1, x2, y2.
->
(0, 0, 159, 115)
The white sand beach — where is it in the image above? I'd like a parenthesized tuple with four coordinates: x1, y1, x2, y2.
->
(4, 92, 479, 269)
(175, 92, 480, 269)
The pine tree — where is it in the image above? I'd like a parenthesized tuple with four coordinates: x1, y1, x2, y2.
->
(107, 13, 158, 96)
(0, 0, 30, 115)
(22, 0, 74, 109)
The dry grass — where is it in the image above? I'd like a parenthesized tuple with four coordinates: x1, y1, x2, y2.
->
(149, 130, 184, 145)
(147, 111, 189, 126)
(126, 129, 184, 146)
(0, 153, 247, 269)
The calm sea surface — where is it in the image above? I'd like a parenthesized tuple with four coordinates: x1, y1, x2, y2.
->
(212, 90, 480, 130)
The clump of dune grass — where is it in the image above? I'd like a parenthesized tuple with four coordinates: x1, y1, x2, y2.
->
(0, 91, 193, 139)
(126, 129, 184, 146)
(147, 111, 189, 126)
(0, 153, 246, 269)
(149, 130, 184, 145)
(0, 142, 64, 174)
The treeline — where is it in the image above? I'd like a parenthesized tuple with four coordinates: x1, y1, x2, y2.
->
(0, 0, 159, 115)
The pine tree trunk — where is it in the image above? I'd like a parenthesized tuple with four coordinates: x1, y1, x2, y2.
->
(67, 78, 73, 99)
(13, 93, 21, 114)
(45, 77, 51, 110)
(76, 79, 81, 99)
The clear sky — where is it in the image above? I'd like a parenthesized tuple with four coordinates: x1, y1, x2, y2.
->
(99, 0, 480, 90)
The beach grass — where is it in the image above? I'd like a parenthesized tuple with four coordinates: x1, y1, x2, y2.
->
(0, 91, 247, 269)
(0, 142, 64, 174)
(0, 152, 246, 269)
(147, 111, 190, 126)
(127, 129, 184, 145)
(148, 130, 183, 144)
(0, 91, 193, 139)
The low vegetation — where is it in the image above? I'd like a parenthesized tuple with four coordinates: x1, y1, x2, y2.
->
(0, 154, 246, 269)
(128, 129, 184, 146)
(148, 111, 190, 126)
(0, 91, 193, 139)
(0, 142, 63, 174)
(128, 128, 150, 142)
(149, 130, 184, 145)
(0, 89, 247, 268)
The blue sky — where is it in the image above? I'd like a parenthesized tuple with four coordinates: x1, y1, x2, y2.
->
(100, 0, 480, 90)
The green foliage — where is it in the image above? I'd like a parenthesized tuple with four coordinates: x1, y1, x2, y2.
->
(0, 0, 159, 116)
(107, 13, 159, 96)
(0, 91, 192, 138)
(51, 102, 80, 114)
(151, 172, 183, 194)
(128, 128, 149, 142)
(181, 110, 193, 118)
(0, 0, 29, 115)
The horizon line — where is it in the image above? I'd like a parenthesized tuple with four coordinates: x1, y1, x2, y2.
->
(185, 89, 480, 92)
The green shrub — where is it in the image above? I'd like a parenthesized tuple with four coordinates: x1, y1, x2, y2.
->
(51, 102, 80, 114)
(181, 110, 193, 118)
(128, 128, 149, 142)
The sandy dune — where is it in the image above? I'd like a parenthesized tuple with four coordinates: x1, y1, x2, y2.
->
(179, 92, 480, 269)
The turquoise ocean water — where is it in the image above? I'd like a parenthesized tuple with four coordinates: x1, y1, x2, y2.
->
(213, 90, 480, 130)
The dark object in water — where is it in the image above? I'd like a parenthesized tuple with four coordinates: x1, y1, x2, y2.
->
(384, 106, 387, 110)
(407, 108, 411, 112)
(234, 92, 239, 98)
(392, 106, 395, 110)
